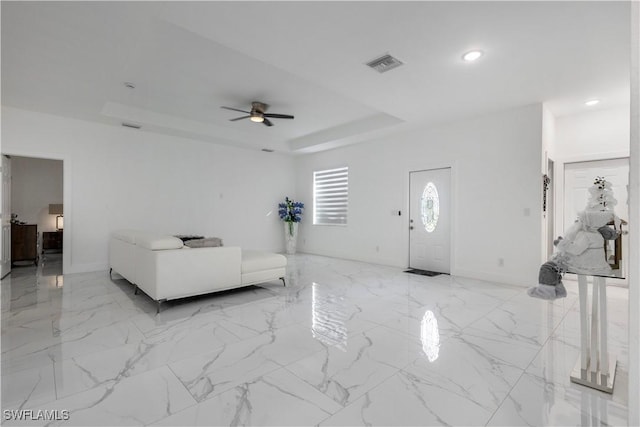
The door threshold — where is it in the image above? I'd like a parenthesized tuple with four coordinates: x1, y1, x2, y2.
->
(404, 269, 448, 277)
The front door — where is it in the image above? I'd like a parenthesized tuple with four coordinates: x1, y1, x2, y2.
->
(409, 168, 451, 274)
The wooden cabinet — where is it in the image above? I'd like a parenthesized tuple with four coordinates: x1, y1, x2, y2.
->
(11, 223, 38, 266)
(43, 231, 63, 253)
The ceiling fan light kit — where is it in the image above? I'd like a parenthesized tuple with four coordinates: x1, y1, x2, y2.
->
(221, 101, 294, 127)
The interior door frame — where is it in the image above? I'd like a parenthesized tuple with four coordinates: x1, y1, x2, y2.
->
(1, 155, 12, 279)
(2, 149, 70, 275)
(546, 157, 555, 261)
(406, 163, 456, 274)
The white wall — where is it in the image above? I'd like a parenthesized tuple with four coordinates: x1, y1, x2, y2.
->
(11, 156, 63, 238)
(1, 106, 296, 274)
(555, 106, 630, 162)
(542, 106, 557, 261)
(628, 1, 640, 424)
(295, 104, 544, 287)
(542, 105, 557, 168)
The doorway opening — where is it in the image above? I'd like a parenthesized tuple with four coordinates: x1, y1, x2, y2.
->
(1, 155, 64, 279)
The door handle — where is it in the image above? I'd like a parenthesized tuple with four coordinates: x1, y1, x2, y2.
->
(409, 226, 414, 230)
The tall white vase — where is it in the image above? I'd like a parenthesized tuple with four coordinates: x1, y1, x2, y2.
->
(284, 222, 299, 255)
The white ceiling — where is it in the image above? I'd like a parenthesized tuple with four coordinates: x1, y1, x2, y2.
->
(1, 1, 631, 154)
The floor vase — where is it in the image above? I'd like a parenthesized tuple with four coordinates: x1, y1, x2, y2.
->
(284, 222, 299, 254)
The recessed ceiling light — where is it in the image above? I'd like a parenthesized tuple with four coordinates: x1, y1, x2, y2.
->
(585, 99, 600, 106)
(462, 50, 483, 62)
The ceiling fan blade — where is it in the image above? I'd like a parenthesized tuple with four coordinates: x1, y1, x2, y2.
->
(221, 106, 251, 114)
(263, 113, 294, 119)
(230, 115, 251, 121)
(263, 118, 274, 127)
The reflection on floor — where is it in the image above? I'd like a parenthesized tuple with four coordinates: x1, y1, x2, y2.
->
(1, 254, 629, 426)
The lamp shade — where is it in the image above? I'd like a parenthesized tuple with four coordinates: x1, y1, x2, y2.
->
(49, 204, 63, 215)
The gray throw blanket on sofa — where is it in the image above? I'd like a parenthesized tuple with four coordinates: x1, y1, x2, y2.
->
(184, 237, 223, 248)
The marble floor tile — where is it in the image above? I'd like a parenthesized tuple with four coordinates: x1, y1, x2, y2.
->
(2, 318, 56, 355)
(1, 253, 632, 426)
(155, 368, 342, 426)
(285, 325, 422, 407)
(525, 334, 629, 408)
(402, 332, 525, 413)
(53, 344, 144, 400)
(525, 335, 582, 384)
(1, 364, 57, 409)
(3, 366, 196, 426)
(168, 324, 326, 402)
(320, 370, 494, 426)
(469, 313, 557, 348)
(126, 285, 280, 337)
(487, 296, 574, 327)
(52, 300, 143, 338)
(211, 298, 316, 340)
(2, 319, 145, 375)
(453, 326, 543, 371)
(557, 305, 629, 350)
(487, 372, 628, 427)
(53, 310, 254, 399)
(382, 299, 494, 338)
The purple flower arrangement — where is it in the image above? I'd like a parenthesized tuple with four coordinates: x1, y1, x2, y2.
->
(278, 197, 304, 223)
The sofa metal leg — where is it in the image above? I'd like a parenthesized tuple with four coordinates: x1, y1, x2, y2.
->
(156, 300, 164, 314)
(109, 268, 112, 279)
(280, 277, 286, 287)
(134, 285, 138, 295)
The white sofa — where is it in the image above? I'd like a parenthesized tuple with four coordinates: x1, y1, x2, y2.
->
(108, 230, 287, 312)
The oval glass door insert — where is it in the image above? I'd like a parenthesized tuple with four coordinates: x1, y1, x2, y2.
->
(421, 182, 439, 232)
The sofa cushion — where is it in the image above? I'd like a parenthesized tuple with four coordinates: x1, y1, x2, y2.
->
(136, 235, 184, 250)
(184, 237, 223, 248)
(241, 250, 287, 273)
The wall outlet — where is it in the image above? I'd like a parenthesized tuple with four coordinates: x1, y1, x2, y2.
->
(523, 207, 531, 217)
(498, 258, 504, 267)
(375, 245, 380, 252)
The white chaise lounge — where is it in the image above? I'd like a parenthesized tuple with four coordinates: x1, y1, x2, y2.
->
(109, 230, 287, 312)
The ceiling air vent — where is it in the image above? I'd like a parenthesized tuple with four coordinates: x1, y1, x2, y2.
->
(261, 148, 274, 153)
(121, 122, 141, 129)
(366, 54, 403, 73)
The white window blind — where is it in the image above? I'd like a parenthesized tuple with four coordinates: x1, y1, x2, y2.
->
(313, 167, 348, 225)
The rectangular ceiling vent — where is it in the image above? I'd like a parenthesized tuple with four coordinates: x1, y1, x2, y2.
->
(121, 122, 141, 129)
(366, 54, 403, 73)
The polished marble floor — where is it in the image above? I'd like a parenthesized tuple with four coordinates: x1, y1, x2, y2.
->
(1, 253, 630, 426)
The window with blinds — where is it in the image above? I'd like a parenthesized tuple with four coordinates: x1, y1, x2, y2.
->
(313, 166, 348, 225)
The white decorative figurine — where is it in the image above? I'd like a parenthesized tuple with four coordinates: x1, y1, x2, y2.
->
(528, 177, 620, 300)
